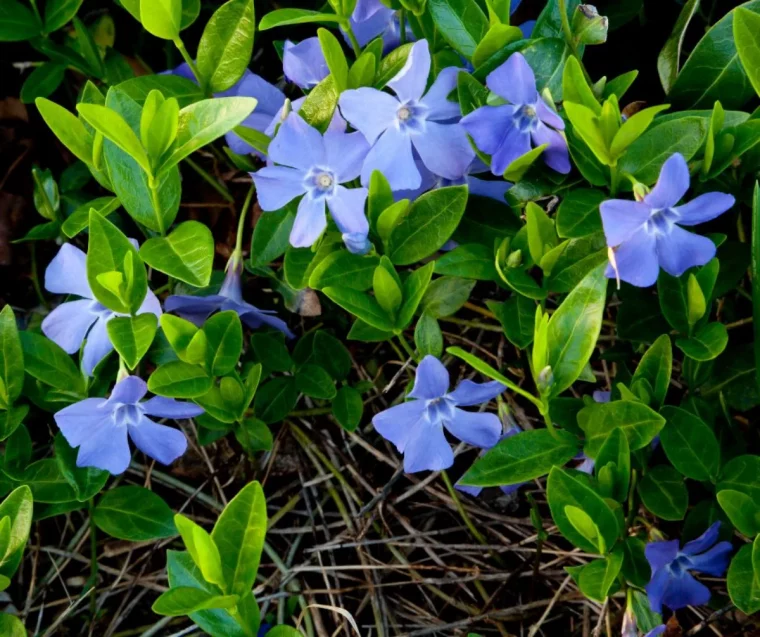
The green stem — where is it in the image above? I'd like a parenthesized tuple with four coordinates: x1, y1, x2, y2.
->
(342, 20, 363, 58)
(184, 157, 234, 204)
(609, 164, 620, 196)
(542, 408, 560, 440)
(290, 407, 332, 417)
(29, 243, 48, 310)
(235, 184, 256, 257)
(172, 37, 204, 93)
(399, 9, 407, 45)
(440, 471, 491, 548)
(397, 333, 417, 361)
(148, 178, 166, 236)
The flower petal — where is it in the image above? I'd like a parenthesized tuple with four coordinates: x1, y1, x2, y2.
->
(372, 399, 426, 451)
(283, 38, 329, 89)
(600, 199, 652, 246)
(420, 67, 462, 121)
(455, 483, 484, 497)
(645, 566, 670, 614)
(107, 376, 148, 406)
(660, 571, 711, 611)
(237, 305, 295, 339)
(164, 295, 225, 326)
(461, 104, 516, 156)
(674, 192, 735, 226)
(607, 228, 659, 288)
(491, 126, 532, 176)
(408, 355, 450, 400)
(403, 419, 454, 473)
(656, 225, 716, 277)
(138, 289, 162, 319)
(141, 396, 204, 419)
(536, 99, 565, 130)
(54, 397, 109, 447)
(531, 123, 571, 174)
(388, 39, 430, 103)
(290, 195, 327, 248)
(327, 186, 369, 236)
(645, 539, 679, 571)
(681, 522, 721, 556)
(323, 131, 370, 183)
(447, 380, 505, 407)
(268, 113, 325, 170)
(129, 416, 188, 466)
(486, 52, 537, 105)
(686, 541, 732, 577)
(467, 176, 511, 202)
(444, 409, 502, 448)
(252, 166, 307, 211)
(236, 73, 286, 116)
(644, 153, 690, 209)
(81, 317, 114, 377)
(360, 127, 419, 190)
(76, 420, 131, 475)
(41, 300, 97, 354)
(412, 121, 474, 180)
(45, 243, 92, 299)
(339, 88, 399, 145)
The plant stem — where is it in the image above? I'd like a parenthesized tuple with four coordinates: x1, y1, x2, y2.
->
(542, 408, 560, 439)
(148, 178, 166, 236)
(609, 164, 620, 196)
(184, 157, 234, 203)
(172, 37, 204, 92)
(399, 9, 407, 45)
(397, 332, 417, 361)
(235, 184, 256, 256)
(29, 243, 48, 310)
(342, 20, 363, 58)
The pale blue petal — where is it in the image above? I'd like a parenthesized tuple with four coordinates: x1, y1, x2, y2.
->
(444, 409, 502, 448)
(129, 416, 187, 466)
(447, 380, 505, 406)
(456, 483, 483, 497)
(360, 127, 419, 190)
(420, 67, 462, 121)
(164, 295, 225, 326)
(290, 195, 327, 248)
(531, 123, 571, 174)
(76, 419, 131, 474)
(645, 539, 679, 571)
(388, 39, 430, 103)
(600, 199, 652, 246)
(236, 305, 295, 339)
(403, 419, 454, 473)
(339, 88, 398, 144)
(54, 397, 109, 447)
(486, 53, 537, 105)
(656, 226, 715, 277)
(593, 390, 611, 403)
(353, 0, 385, 22)
(686, 542, 732, 577)
(607, 227, 659, 287)
(142, 396, 204, 419)
(45, 243, 92, 299)
(674, 192, 735, 226)
(372, 400, 426, 451)
(323, 131, 370, 183)
(252, 166, 307, 211)
(536, 99, 564, 130)
(138, 289, 162, 319)
(327, 187, 369, 236)
(283, 38, 329, 89)
(644, 153, 690, 209)
(461, 104, 515, 156)
(412, 121, 474, 180)
(409, 355, 449, 400)
(491, 126, 532, 176)
(343, 232, 371, 255)
(42, 300, 97, 354)
(468, 176, 511, 202)
(82, 317, 114, 376)
(268, 113, 325, 170)
(235, 73, 286, 116)
(108, 376, 148, 406)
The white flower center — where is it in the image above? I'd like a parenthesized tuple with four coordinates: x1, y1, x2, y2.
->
(397, 106, 412, 121)
(317, 172, 334, 189)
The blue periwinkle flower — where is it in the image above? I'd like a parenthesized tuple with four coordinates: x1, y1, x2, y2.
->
(373, 356, 505, 473)
(645, 522, 732, 613)
(283, 38, 329, 89)
(601, 153, 735, 288)
(461, 52, 570, 176)
(339, 40, 474, 191)
(165, 254, 294, 338)
(347, 0, 416, 51)
(41, 244, 162, 377)
(251, 112, 371, 251)
(54, 376, 203, 475)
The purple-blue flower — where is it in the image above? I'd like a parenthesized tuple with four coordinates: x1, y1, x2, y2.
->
(283, 38, 329, 90)
(461, 52, 570, 176)
(165, 254, 294, 338)
(345, 0, 416, 51)
(601, 153, 735, 288)
(373, 356, 505, 473)
(41, 243, 162, 377)
(54, 375, 202, 475)
(251, 112, 371, 252)
(339, 40, 474, 191)
(645, 522, 732, 613)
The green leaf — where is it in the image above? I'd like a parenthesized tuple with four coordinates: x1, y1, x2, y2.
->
(676, 322, 729, 361)
(0, 614, 26, 637)
(735, 8, 760, 98)
(19, 331, 84, 394)
(94, 486, 176, 540)
(114, 74, 204, 109)
(659, 406, 720, 482)
(348, 51, 377, 89)
(638, 465, 688, 521)
(434, 243, 498, 281)
(716, 490, 760, 536)
(562, 55, 600, 115)
(631, 334, 672, 410)
(299, 75, 339, 133)
(249, 207, 294, 267)
(373, 264, 403, 315)
(258, 8, 343, 30)
(414, 312, 443, 358)
(717, 454, 760, 504)
(0, 405, 29, 443)
(459, 429, 579, 488)
(72, 16, 105, 78)
(251, 333, 293, 374)
(420, 277, 475, 319)
(153, 587, 238, 616)
(563, 102, 612, 165)
(332, 386, 363, 432)
(295, 364, 337, 400)
(174, 514, 225, 589)
(579, 400, 665, 458)
(427, 0, 489, 60)
(309, 251, 379, 291)
(148, 361, 212, 398)
(107, 314, 158, 370)
(36, 98, 93, 165)
(556, 189, 604, 239)
(236, 417, 273, 453)
(621, 537, 651, 588)
(397, 262, 435, 329)
(374, 43, 413, 88)
(317, 28, 349, 93)
(254, 377, 298, 424)
(546, 467, 619, 553)
(610, 104, 670, 158)
(578, 551, 624, 602)
(0, 306, 23, 408)
(657, 0, 700, 94)
(159, 97, 257, 173)
(754, 183, 760, 391)
(595, 427, 630, 502)
(20, 63, 65, 104)
(54, 434, 109, 502)
(0, 486, 33, 579)
(545, 264, 607, 397)
(140, 221, 214, 288)
(472, 24, 522, 68)
(211, 481, 267, 597)
(87, 210, 148, 314)
(0, 0, 41, 42)
(140, 0, 182, 39)
(488, 296, 535, 349)
(202, 312, 242, 377)
(62, 196, 121, 238)
(323, 287, 394, 332)
(388, 186, 468, 265)
(44, 0, 84, 32)
(197, 0, 255, 93)
(669, 2, 760, 109)
(727, 544, 760, 614)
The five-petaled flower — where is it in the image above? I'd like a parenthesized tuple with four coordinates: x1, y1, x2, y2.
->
(601, 153, 735, 288)
(339, 39, 474, 191)
(42, 243, 161, 377)
(346, 0, 415, 51)
(251, 112, 371, 252)
(645, 521, 732, 613)
(372, 356, 505, 473)
(165, 254, 294, 337)
(54, 375, 203, 475)
(461, 52, 570, 176)
(283, 38, 329, 89)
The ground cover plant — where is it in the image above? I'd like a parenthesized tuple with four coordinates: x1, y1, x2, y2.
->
(1, 0, 760, 634)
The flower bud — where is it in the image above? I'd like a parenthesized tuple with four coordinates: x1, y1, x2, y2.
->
(537, 366, 554, 395)
(506, 249, 523, 268)
(343, 232, 371, 255)
(572, 5, 609, 45)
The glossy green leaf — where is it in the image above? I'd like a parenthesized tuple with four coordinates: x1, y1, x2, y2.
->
(332, 386, 364, 432)
(19, 331, 84, 394)
(299, 75, 339, 133)
(727, 544, 760, 614)
(258, 9, 343, 30)
(595, 427, 631, 502)
(254, 377, 298, 424)
(676, 322, 728, 361)
(153, 587, 238, 616)
(36, 98, 93, 165)
(174, 514, 225, 589)
(106, 314, 158, 370)
(659, 406, 720, 481)
(140, 221, 214, 287)
(0, 486, 33, 578)
(639, 465, 688, 521)
(657, 0, 699, 94)
(295, 364, 337, 400)
(717, 455, 760, 504)
(0, 1, 41, 41)
(578, 550, 624, 602)
(397, 262, 435, 329)
(716, 490, 760, 536)
(54, 434, 109, 502)
(20, 63, 65, 104)
(488, 296, 535, 349)
(631, 334, 672, 409)
(414, 311, 443, 358)
(420, 277, 475, 319)
(735, 7, 760, 98)
(202, 312, 243, 377)
(317, 28, 349, 93)
(579, 400, 665, 458)
(148, 361, 212, 398)
(94, 486, 176, 540)
(556, 189, 604, 239)
(323, 287, 394, 332)
(428, 0, 489, 60)
(77, 103, 151, 174)
(309, 251, 379, 291)
(140, 0, 182, 39)
(44, 0, 84, 32)
(0, 306, 23, 408)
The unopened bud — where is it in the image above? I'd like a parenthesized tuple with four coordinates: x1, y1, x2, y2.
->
(506, 249, 523, 268)
(537, 366, 554, 394)
(632, 181, 649, 202)
(572, 5, 609, 45)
